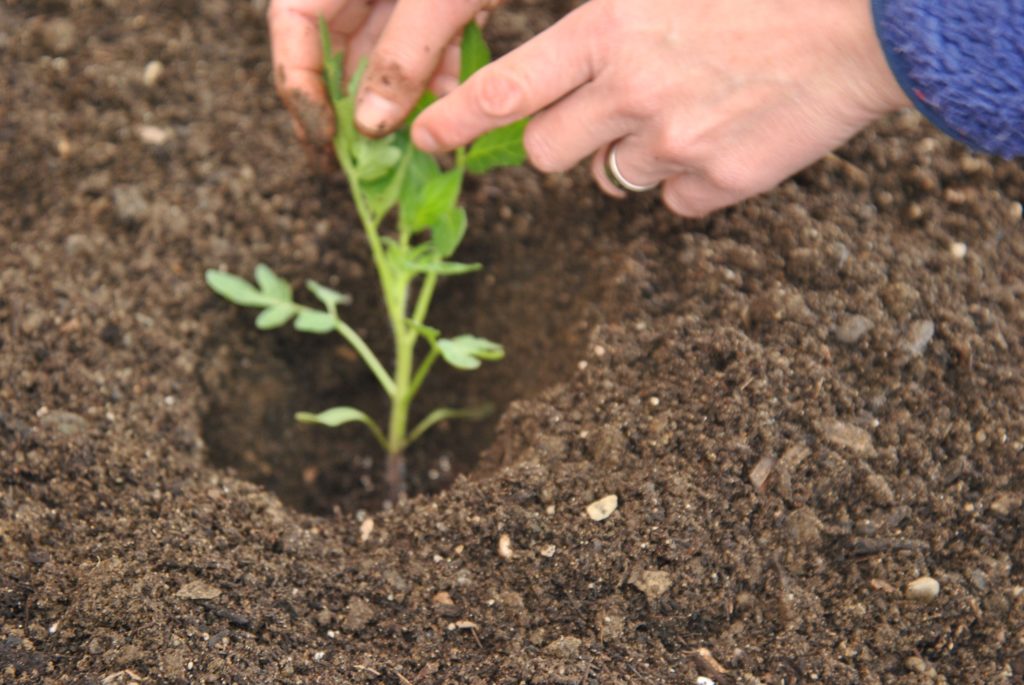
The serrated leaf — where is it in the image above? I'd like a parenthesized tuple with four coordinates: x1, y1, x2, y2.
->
(438, 334, 505, 370)
(296, 406, 386, 447)
(205, 269, 271, 308)
(294, 309, 336, 334)
(431, 206, 468, 258)
(254, 263, 292, 301)
(466, 119, 528, 174)
(460, 22, 491, 83)
(410, 169, 462, 231)
(255, 304, 296, 330)
(306, 279, 352, 308)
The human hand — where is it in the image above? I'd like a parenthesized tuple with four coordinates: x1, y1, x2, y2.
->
(268, 0, 481, 148)
(409, 0, 911, 217)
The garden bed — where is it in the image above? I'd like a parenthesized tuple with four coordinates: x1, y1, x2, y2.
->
(2, 2, 1023, 682)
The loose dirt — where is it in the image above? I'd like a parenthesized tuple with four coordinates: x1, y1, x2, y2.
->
(2, 1, 1023, 683)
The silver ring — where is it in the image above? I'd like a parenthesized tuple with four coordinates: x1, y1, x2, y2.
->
(605, 144, 658, 193)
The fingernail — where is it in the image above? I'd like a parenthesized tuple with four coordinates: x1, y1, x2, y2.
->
(355, 92, 401, 136)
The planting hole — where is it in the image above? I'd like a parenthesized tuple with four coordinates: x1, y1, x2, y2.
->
(200, 175, 627, 514)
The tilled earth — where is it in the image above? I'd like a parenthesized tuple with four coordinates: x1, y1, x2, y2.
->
(2, 2, 1023, 683)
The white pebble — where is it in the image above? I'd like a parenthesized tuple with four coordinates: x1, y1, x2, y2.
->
(905, 576, 940, 602)
(143, 60, 165, 87)
(497, 533, 514, 559)
(586, 494, 619, 521)
(950, 242, 967, 259)
(359, 517, 374, 543)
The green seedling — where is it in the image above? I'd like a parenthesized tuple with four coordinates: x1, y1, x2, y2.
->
(206, 21, 526, 500)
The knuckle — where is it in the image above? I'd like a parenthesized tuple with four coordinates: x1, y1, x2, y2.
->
(661, 186, 705, 218)
(366, 52, 424, 97)
(705, 157, 756, 194)
(652, 127, 691, 164)
(473, 70, 527, 119)
(523, 127, 563, 173)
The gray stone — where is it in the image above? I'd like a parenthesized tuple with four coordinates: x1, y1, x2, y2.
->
(903, 319, 935, 356)
(40, 410, 89, 437)
(112, 185, 149, 224)
(835, 315, 874, 344)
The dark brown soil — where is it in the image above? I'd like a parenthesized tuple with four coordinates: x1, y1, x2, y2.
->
(3, 2, 1024, 683)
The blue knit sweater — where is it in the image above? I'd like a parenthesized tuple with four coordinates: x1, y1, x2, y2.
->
(872, 0, 1024, 158)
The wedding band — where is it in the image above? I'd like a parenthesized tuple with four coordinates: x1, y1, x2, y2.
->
(605, 144, 658, 193)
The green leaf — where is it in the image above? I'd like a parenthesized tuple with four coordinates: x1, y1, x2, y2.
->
(408, 403, 494, 443)
(405, 259, 482, 276)
(255, 304, 296, 330)
(205, 269, 271, 308)
(410, 169, 462, 231)
(408, 320, 441, 342)
(357, 132, 413, 221)
(460, 22, 491, 83)
(294, 309, 336, 334)
(352, 135, 403, 182)
(254, 263, 292, 301)
(438, 334, 505, 370)
(296, 406, 386, 447)
(466, 119, 528, 174)
(306, 279, 352, 308)
(398, 149, 443, 235)
(431, 206, 468, 258)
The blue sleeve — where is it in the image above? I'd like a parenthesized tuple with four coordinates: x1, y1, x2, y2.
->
(872, 0, 1024, 158)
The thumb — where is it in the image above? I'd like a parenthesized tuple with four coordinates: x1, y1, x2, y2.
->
(355, 0, 496, 137)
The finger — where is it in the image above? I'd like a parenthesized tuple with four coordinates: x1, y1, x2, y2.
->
(598, 133, 678, 191)
(660, 173, 739, 218)
(345, 1, 396, 78)
(589, 144, 626, 199)
(427, 41, 463, 96)
(269, 0, 374, 142)
(521, 78, 631, 173)
(355, 0, 494, 136)
(412, 2, 601, 153)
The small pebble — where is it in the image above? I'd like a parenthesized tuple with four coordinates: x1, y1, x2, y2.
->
(835, 314, 874, 344)
(359, 517, 374, 543)
(543, 636, 582, 659)
(175, 580, 221, 600)
(905, 656, 927, 673)
(497, 533, 513, 559)
(39, 410, 89, 437)
(905, 576, 940, 603)
(136, 124, 173, 146)
(903, 319, 935, 356)
(950, 242, 967, 259)
(819, 419, 874, 455)
(586, 494, 619, 521)
(630, 569, 672, 601)
(143, 60, 165, 87)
